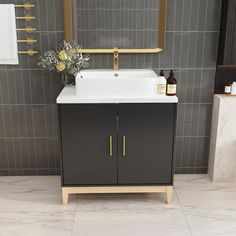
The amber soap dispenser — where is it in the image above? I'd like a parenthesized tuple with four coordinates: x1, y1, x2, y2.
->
(166, 70, 177, 96)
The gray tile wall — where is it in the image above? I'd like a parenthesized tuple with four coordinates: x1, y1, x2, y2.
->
(0, 0, 221, 175)
(76, 0, 160, 48)
(0, 0, 64, 175)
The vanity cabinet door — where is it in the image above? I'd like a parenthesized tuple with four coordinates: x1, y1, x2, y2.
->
(118, 104, 176, 184)
(59, 104, 118, 185)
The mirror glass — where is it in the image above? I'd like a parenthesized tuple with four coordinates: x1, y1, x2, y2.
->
(72, 0, 161, 49)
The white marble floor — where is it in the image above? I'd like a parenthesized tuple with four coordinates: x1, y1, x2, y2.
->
(0, 175, 236, 236)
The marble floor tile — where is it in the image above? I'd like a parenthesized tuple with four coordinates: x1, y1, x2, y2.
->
(175, 174, 236, 210)
(76, 191, 181, 212)
(0, 176, 61, 199)
(0, 175, 236, 235)
(72, 210, 191, 236)
(182, 208, 236, 236)
(0, 211, 75, 236)
(0, 176, 77, 211)
(72, 192, 191, 236)
(0, 176, 76, 236)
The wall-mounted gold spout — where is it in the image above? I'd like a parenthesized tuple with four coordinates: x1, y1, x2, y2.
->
(113, 47, 119, 71)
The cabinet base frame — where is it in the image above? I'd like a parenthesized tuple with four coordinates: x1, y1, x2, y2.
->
(62, 185, 173, 205)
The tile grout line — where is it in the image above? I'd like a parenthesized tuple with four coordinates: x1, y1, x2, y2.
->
(52, 0, 59, 175)
(0, 73, 10, 174)
(14, 69, 25, 173)
(186, 0, 194, 172)
(71, 196, 80, 236)
(6, 70, 17, 175)
(171, 0, 177, 69)
(0, 167, 60, 171)
(179, 0, 186, 170)
(20, 66, 31, 172)
(44, 0, 51, 173)
(0, 137, 59, 139)
(174, 187, 194, 236)
(28, 73, 38, 175)
(194, 0, 209, 171)
(192, 0, 203, 173)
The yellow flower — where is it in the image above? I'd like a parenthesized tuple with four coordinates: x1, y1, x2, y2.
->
(58, 50, 68, 61)
(56, 61, 66, 72)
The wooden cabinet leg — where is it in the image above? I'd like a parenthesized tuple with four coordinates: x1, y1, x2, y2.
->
(62, 188, 69, 205)
(166, 186, 173, 204)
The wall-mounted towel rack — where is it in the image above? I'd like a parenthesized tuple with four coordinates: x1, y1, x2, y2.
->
(15, 3, 34, 10)
(15, 14, 35, 22)
(16, 27, 36, 33)
(17, 38, 37, 45)
(15, 2, 38, 56)
(18, 49, 38, 56)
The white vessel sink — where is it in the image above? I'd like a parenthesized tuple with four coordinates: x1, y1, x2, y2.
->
(76, 69, 157, 98)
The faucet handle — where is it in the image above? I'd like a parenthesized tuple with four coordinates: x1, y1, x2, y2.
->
(113, 47, 119, 57)
(113, 47, 119, 71)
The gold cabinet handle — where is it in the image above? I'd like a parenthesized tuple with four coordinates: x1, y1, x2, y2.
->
(123, 136, 126, 156)
(109, 136, 113, 157)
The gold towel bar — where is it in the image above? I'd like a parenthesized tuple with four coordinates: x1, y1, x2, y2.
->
(15, 3, 34, 10)
(17, 38, 37, 45)
(15, 14, 35, 22)
(18, 49, 38, 56)
(16, 27, 36, 33)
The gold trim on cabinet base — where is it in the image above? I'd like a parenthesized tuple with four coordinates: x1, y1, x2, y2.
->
(62, 185, 173, 205)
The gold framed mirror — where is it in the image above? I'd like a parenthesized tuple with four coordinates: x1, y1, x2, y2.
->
(63, 0, 167, 53)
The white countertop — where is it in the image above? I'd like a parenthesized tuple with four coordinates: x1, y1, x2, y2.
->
(56, 86, 178, 104)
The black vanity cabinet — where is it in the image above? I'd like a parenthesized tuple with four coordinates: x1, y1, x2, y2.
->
(59, 103, 176, 186)
(59, 104, 118, 185)
(118, 104, 175, 184)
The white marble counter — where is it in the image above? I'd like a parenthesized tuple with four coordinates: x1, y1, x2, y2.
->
(56, 85, 178, 104)
(208, 94, 236, 182)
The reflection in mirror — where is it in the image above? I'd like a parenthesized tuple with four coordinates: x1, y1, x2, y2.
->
(73, 0, 160, 49)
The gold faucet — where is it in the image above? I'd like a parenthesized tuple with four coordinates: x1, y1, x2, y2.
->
(113, 47, 119, 71)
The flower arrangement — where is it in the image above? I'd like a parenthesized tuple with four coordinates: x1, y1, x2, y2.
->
(38, 41, 89, 85)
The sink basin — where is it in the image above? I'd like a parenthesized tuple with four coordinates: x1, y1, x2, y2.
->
(76, 69, 157, 98)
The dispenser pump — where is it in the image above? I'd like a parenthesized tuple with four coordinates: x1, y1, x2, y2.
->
(159, 70, 165, 77)
(156, 70, 167, 95)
